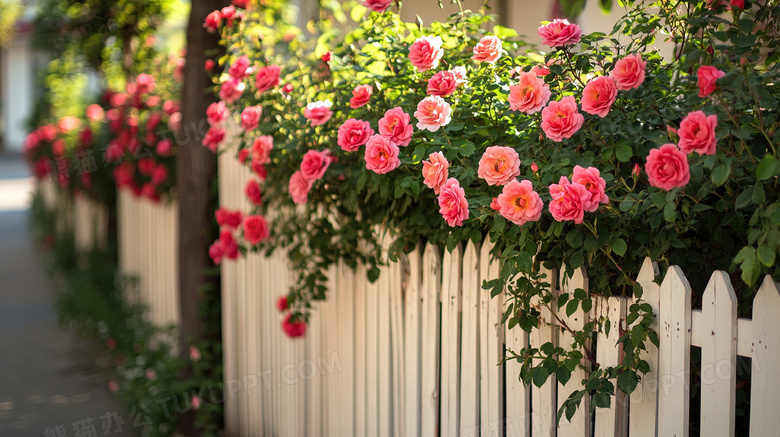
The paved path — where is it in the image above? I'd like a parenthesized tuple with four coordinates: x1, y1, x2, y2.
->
(0, 154, 139, 437)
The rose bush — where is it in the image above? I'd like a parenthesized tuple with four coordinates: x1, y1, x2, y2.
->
(205, 0, 780, 419)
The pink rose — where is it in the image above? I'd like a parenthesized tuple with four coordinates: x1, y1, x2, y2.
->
(300, 150, 332, 181)
(304, 100, 333, 127)
(240, 105, 262, 131)
(57, 116, 80, 133)
(427, 70, 459, 97)
(338, 119, 374, 152)
(633, 163, 642, 177)
(276, 296, 288, 312)
(697, 66, 725, 97)
(251, 135, 273, 164)
(645, 144, 690, 190)
(245, 179, 263, 205)
(548, 176, 590, 224)
(438, 178, 469, 227)
(478, 146, 521, 186)
(156, 138, 172, 156)
(730, 0, 744, 8)
(288, 171, 312, 204)
(378, 107, 413, 146)
(86, 104, 104, 122)
(228, 55, 254, 80)
(497, 180, 544, 226)
(414, 96, 452, 132)
(611, 54, 647, 91)
(531, 162, 539, 172)
(255, 65, 281, 94)
(209, 239, 225, 265)
(581, 76, 618, 118)
(508, 72, 551, 114)
(220, 6, 239, 26)
(422, 151, 449, 194)
(205, 59, 215, 71)
(252, 161, 267, 180)
(220, 230, 239, 260)
(408, 35, 444, 72)
(219, 78, 245, 103)
(203, 10, 221, 32)
(363, 0, 393, 12)
(472, 35, 503, 63)
(540, 96, 584, 142)
(350, 84, 373, 109)
(364, 135, 401, 174)
(243, 215, 269, 244)
(151, 165, 168, 185)
(530, 65, 550, 76)
(571, 166, 609, 212)
(191, 396, 202, 410)
(282, 314, 306, 338)
(215, 208, 242, 229)
(490, 198, 500, 211)
(677, 111, 718, 155)
(203, 126, 226, 152)
(451, 66, 468, 83)
(238, 149, 250, 163)
(233, 0, 250, 8)
(538, 19, 582, 47)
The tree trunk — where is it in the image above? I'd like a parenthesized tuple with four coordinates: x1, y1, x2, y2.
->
(177, 0, 228, 435)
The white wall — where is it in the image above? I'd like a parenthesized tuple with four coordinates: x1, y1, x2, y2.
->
(1, 33, 35, 152)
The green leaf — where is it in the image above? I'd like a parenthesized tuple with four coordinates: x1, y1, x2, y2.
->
(612, 238, 627, 257)
(757, 155, 778, 180)
(757, 244, 776, 267)
(615, 143, 633, 162)
(532, 366, 550, 387)
(631, 325, 644, 346)
(711, 163, 730, 186)
(582, 298, 593, 313)
(663, 202, 677, 222)
(593, 392, 611, 409)
(566, 299, 579, 317)
(557, 366, 572, 385)
(617, 371, 639, 394)
(566, 230, 584, 248)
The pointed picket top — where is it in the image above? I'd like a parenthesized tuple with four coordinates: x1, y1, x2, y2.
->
(750, 276, 780, 437)
(657, 265, 692, 437)
(700, 271, 737, 437)
(440, 243, 462, 437)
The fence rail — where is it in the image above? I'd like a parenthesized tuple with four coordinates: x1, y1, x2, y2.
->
(218, 152, 780, 437)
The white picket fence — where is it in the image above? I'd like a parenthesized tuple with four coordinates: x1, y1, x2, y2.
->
(116, 188, 181, 329)
(38, 178, 108, 251)
(218, 152, 780, 437)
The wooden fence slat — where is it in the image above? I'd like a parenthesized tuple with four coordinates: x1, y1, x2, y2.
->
(593, 296, 627, 437)
(306, 296, 323, 437)
(530, 265, 557, 437)
(354, 262, 367, 436)
(460, 241, 481, 436)
(339, 260, 356, 437)
(441, 245, 462, 437)
(404, 244, 423, 437)
(389, 259, 405, 435)
(749, 276, 780, 437)
(367, 258, 381, 436)
(657, 266, 691, 437)
(557, 266, 590, 437)
(505, 305, 530, 437)
(628, 258, 660, 437)
(420, 244, 442, 436)
(378, 256, 393, 437)
(479, 241, 504, 437)
(700, 271, 737, 437)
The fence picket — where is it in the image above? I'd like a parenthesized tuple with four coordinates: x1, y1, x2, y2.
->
(557, 266, 590, 437)
(657, 266, 691, 437)
(505, 305, 530, 437)
(530, 265, 557, 437)
(404, 244, 423, 437)
(628, 258, 660, 437)
(460, 241, 481, 435)
(354, 262, 367, 436)
(420, 244, 442, 436)
(593, 296, 627, 437)
(441, 245, 462, 437)
(338, 260, 356, 437)
(378, 253, 394, 437)
(699, 271, 737, 437)
(749, 276, 780, 437)
(479, 241, 504, 437)
(389, 259, 405, 434)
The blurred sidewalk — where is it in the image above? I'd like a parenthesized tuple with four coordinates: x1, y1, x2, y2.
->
(0, 153, 139, 437)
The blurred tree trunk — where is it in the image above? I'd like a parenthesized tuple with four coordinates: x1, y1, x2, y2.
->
(177, 0, 228, 435)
